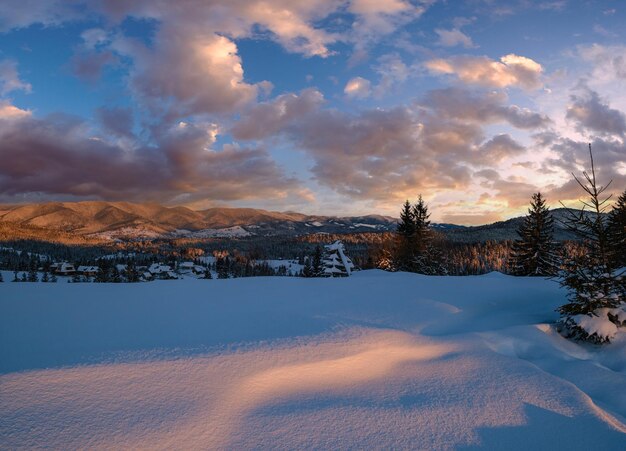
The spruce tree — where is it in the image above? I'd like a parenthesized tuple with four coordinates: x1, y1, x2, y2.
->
(395, 200, 416, 270)
(558, 144, 625, 343)
(509, 192, 559, 276)
(302, 257, 313, 277)
(0, 271, 3, 282)
(312, 245, 323, 276)
(607, 189, 626, 268)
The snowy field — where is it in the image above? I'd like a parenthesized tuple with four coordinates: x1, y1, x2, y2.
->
(1, 271, 625, 450)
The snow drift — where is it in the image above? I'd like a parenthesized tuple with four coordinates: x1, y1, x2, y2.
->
(0, 271, 624, 449)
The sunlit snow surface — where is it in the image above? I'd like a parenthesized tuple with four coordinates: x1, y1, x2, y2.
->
(1, 271, 625, 449)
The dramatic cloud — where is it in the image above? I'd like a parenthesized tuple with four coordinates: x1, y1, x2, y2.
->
(535, 133, 626, 203)
(0, 111, 301, 203)
(231, 89, 324, 141)
(421, 87, 551, 129)
(344, 77, 372, 99)
(566, 88, 626, 137)
(426, 54, 543, 90)
(0, 59, 31, 95)
(96, 106, 135, 140)
(111, 30, 260, 117)
(232, 85, 551, 205)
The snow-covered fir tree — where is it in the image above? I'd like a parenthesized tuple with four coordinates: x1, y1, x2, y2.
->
(558, 145, 625, 344)
(322, 241, 355, 277)
(508, 192, 559, 276)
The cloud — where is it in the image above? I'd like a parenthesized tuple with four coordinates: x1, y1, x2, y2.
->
(0, 0, 84, 31)
(372, 53, 410, 96)
(96, 106, 135, 140)
(70, 51, 118, 83)
(0, 101, 31, 119)
(535, 133, 626, 203)
(426, 53, 543, 90)
(344, 77, 372, 99)
(112, 30, 260, 117)
(231, 89, 324, 141)
(0, 111, 302, 203)
(435, 28, 474, 48)
(576, 44, 626, 81)
(0, 59, 31, 95)
(566, 87, 626, 137)
(477, 134, 526, 163)
(421, 87, 551, 129)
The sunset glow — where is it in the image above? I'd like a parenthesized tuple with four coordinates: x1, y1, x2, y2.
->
(0, 1, 623, 223)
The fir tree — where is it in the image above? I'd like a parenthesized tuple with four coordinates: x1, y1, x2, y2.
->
(125, 261, 140, 282)
(558, 144, 625, 343)
(607, 189, 626, 268)
(28, 268, 38, 282)
(12, 270, 18, 282)
(312, 245, 324, 277)
(42, 271, 49, 283)
(321, 241, 355, 277)
(395, 200, 416, 270)
(509, 192, 559, 276)
(0, 271, 3, 283)
(301, 257, 313, 277)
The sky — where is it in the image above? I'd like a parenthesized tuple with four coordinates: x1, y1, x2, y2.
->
(0, 0, 625, 224)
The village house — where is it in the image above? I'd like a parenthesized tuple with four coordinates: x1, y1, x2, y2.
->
(50, 262, 76, 276)
(76, 266, 100, 277)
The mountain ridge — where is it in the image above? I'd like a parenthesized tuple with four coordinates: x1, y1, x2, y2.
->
(0, 201, 596, 242)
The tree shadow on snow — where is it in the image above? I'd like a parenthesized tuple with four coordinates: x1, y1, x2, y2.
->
(456, 403, 625, 451)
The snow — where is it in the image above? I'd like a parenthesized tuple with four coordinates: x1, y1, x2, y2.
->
(571, 309, 621, 341)
(1, 272, 625, 449)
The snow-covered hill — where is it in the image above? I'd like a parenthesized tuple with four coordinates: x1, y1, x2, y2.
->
(1, 272, 624, 449)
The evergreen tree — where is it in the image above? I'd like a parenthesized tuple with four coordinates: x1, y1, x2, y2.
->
(125, 261, 140, 282)
(0, 271, 3, 283)
(321, 241, 355, 277)
(411, 196, 445, 275)
(50, 273, 58, 283)
(204, 268, 213, 279)
(27, 268, 38, 282)
(312, 245, 324, 276)
(301, 257, 313, 277)
(394, 196, 445, 274)
(558, 144, 625, 343)
(508, 192, 559, 276)
(12, 270, 18, 282)
(395, 200, 416, 270)
(42, 271, 49, 283)
(607, 189, 626, 268)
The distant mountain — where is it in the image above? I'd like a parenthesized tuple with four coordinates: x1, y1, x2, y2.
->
(0, 201, 398, 239)
(441, 208, 602, 243)
(0, 202, 600, 242)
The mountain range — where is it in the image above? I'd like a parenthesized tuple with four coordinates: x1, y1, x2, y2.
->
(0, 201, 588, 242)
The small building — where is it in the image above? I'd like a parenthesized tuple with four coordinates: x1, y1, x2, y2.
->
(77, 265, 100, 276)
(50, 262, 76, 275)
